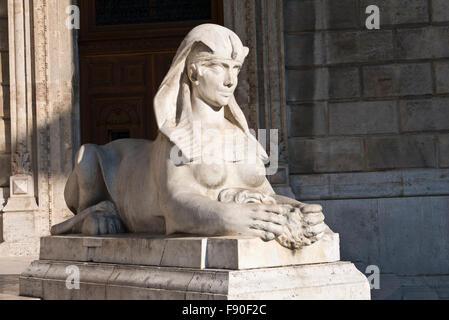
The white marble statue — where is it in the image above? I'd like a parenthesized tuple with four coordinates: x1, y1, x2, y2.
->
(51, 24, 328, 250)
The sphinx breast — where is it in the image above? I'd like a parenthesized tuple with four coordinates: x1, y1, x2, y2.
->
(235, 162, 266, 188)
(192, 163, 227, 189)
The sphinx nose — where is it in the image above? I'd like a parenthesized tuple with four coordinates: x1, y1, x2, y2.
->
(224, 71, 234, 88)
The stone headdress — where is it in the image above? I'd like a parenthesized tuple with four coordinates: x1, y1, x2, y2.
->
(153, 24, 268, 162)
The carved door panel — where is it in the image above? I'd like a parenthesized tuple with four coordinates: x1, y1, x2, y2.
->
(79, 0, 223, 145)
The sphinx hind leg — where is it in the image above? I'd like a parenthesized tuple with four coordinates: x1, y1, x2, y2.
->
(51, 200, 125, 235)
(52, 144, 126, 235)
(65, 144, 110, 213)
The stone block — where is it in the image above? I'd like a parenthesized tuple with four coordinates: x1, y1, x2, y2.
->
(286, 68, 328, 101)
(329, 100, 398, 135)
(316, 196, 449, 277)
(435, 61, 449, 94)
(285, 33, 324, 67)
(440, 134, 449, 168)
(329, 170, 403, 199)
(432, 0, 449, 22)
(206, 230, 339, 269)
(377, 196, 449, 275)
(2, 212, 36, 243)
(0, 18, 7, 51)
(289, 137, 364, 173)
(322, 0, 359, 30)
(39, 233, 340, 270)
(287, 67, 360, 102)
(0, 117, 10, 153)
(291, 173, 331, 200)
(284, 0, 319, 32)
(0, 51, 9, 83)
(292, 168, 449, 201)
(290, 171, 403, 200)
(0, 1, 6, 18)
(328, 67, 360, 99)
(0, 84, 10, 117)
(363, 63, 433, 97)
(284, 0, 359, 32)
(402, 168, 449, 196)
(399, 97, 449, 132)
(326, 30, 394, 64)
(0, 154, 10, 186)
(20, 260, 371, 300)
(288, 103, 327, 137)
(366, 135, 436, 169)
(316, 198, 381, 266)
(360, 0, 428, 25)
(397, 26, 449, 59)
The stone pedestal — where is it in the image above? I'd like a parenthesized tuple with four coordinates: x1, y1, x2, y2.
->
(19, 231, 371, 300)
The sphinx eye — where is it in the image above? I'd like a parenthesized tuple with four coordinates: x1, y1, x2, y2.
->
(206, 63, 224, 71)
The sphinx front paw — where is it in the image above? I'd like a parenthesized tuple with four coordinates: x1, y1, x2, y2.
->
(276, 204, 326, 250)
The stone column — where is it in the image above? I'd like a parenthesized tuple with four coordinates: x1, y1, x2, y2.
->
(3, 0, 38, 212)
(0, 0, 40, 257)
(0, 0, 10, 242)
(223, 0, 294, 197)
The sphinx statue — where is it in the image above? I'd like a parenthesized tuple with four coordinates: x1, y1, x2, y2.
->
(51, 24, 328, 250)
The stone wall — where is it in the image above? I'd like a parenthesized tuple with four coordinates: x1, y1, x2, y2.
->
(284, 0, 449, 299)
(0, 0, 10, 240)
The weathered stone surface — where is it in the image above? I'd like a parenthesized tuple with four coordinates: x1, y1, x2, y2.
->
(322, 0, 359, 30)
(0, 85, 10, 117)
(402, 168, 449, 195)
(400, 97, 449, 132)
(328, 67, 360, 99)
(0, 19, 7, 51)
(283, 0, 319, 32)
(39, 233, 340, 270)
(440, 135, 449, 168)
(0, 154, 10, 186)
(329, 100, 398, 135)
(397, 26, 449, 59)
(360, 0, 428, 25)
(0, 118, 10, 153)
(317, 196, 449, 276)
(365, 135, 436, 169)
(285, 33, 324, 66)
(0, 52, 9, 83)
(288, 103, 327, 137)
(432, 0, 449, 22)
(292, 169, 449, 200)
(316, 199, 380, 266)
(289, 137, 364, 173)
(363, 63, 433, 97)
(20, 260, 371, 300)
(0, 1, 6, 18)
(283, 0, 359, 32)
(326, 30, 394, 64)
(435, 61, 449, 94)
(287, 68, 328, 101)
(292, 171, 402, 200)
(377, 196, 449, 275)
(287, 67, 359, 101)
(206, 230, 339, 269)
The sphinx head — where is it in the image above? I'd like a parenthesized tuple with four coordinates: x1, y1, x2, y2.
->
(186, 39, 245, 109)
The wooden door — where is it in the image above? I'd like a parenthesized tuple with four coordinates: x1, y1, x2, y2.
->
(79, 0, 223, 145)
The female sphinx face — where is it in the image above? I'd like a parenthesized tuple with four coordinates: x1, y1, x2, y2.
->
(188, 58, 242, 108)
